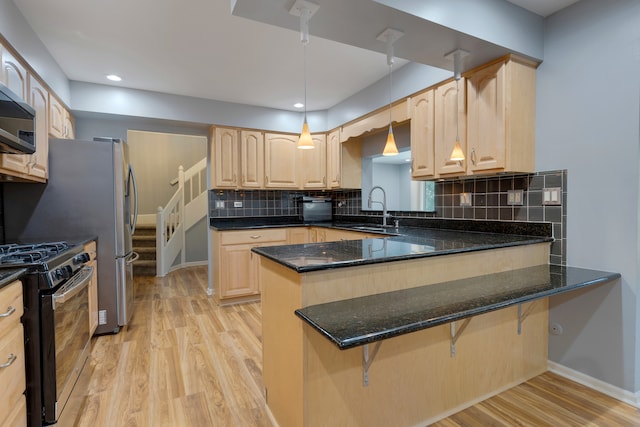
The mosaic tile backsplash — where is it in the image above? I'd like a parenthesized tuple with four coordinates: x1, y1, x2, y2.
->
(209, 169, 567, 265)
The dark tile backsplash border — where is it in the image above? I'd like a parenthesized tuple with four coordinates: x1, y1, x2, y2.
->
(209, 170, 567, 265)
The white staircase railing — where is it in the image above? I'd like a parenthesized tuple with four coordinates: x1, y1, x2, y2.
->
(156, 158, 207, 276)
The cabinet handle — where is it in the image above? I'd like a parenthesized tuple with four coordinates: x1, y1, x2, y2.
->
(336, 174, 340, 182)
(0, 306, 16, 318)
(323, 176, 326, 185)
(250, 235, 262, 239)
(471, 148, 477, 166)
(0, 353, 17, 369)
(265, 175, 269, 183)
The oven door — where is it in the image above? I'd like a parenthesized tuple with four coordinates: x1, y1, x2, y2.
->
(41, 265, 93, 425)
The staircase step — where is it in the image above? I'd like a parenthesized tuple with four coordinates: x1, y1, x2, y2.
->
(132, 235, 156, 247)
(133, 259, 156, 276)
(135, 247, 156, 261)
(134, 225, 157, 237)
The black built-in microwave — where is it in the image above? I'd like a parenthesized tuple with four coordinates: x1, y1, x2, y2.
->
(0, 82, 36, 154)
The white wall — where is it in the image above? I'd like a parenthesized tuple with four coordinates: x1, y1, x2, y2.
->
(0, 0, 70, 103)
(536, 0, 640, 392)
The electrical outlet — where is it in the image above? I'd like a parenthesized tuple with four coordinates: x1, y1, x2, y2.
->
(543, 187, 561, 205)
(233, 201, 243, 208)
(460, 192, 472, 207)
(507, 189, 524, 206)
(215, 200, 225, 209)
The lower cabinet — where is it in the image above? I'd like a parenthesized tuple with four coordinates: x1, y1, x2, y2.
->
(0, 280, 26, 427)
(211, 229, 288, 304)
(84, 240, 99, 336)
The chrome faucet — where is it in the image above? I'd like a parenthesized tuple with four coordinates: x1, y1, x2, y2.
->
(367, 185, 391, 227)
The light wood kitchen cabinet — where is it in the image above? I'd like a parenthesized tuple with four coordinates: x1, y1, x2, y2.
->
(0, 46, 30, 177)
(49, 94, 65, 138)
(63, 109, 75, 139)
(264, 133, 299, 189)
(84, 240, 99, 336)
(27, 74, 49, 180)
(212, 127, 239, 188)
(0, 280, 26, 427)
(239, 130, 264, 188)
(326, 129, 341, 188)
(435, 78, 467, 177)
(466, 55, 537, 175)
(211, 228, 288, 304)
(288, 227, 310, 244)
(300, 134, 327, 189)
(410, 88, 436, 179)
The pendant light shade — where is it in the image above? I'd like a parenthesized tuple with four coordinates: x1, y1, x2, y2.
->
(383, 125, 398, 156)
(446, 49, 469, 163)
(377, 28, 403, 157)
(291, 1, 319, 150)
(298, 118, 314, 149)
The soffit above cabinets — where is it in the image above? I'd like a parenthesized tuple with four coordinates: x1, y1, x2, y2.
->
(231, 0, 545, 74)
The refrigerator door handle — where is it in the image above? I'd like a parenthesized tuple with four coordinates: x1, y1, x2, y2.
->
(129, 165, 139, 235)
(126, 251, 140, 265)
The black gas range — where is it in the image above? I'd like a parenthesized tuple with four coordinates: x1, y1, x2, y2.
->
(0, 240, 93, 426)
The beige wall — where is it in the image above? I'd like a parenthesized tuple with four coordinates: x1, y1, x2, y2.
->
(127, 130, 207, 215)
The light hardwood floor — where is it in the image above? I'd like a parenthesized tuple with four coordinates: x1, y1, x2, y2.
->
(74, 266, 639, 427)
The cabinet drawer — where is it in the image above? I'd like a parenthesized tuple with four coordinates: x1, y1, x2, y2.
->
(220, 229, 288, 245)
(0, 281, 23, 340)
(0, 325, 26, 425)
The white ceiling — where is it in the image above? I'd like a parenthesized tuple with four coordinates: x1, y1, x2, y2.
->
(12, 0, 580, 113)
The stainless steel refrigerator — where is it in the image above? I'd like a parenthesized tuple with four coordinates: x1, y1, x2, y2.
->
(4, 137, 139, 334)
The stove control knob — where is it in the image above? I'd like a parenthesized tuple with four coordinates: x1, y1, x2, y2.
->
(52, 268, 66, 281)
(73, 253, 91, 265)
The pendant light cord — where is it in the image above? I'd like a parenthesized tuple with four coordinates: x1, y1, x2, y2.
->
(303, 41, 308, 121)
(388, 57, 393, 130)
(455, 77, 459, 141)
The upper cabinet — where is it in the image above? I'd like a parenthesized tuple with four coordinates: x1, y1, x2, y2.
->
(435, 78, 466, 177)
(0, 47, 30, 176)
(264, 133, 299, 189)
(1, 40, 74, 182)
(27, 75, 49, 180)
(410, 88, 435, 179)
(466, 56, 537, 175)
(239, 130, 264, 188)
(326, 129, 341, 189)
(212, 127, 239, 188)
(300, 134, 327, 189)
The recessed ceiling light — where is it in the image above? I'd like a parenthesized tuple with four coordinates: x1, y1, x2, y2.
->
(106, 74, 122, 82)
(293, 102, 304, 108)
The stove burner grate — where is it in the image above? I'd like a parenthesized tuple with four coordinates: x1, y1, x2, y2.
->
(0, 242, 71, 265)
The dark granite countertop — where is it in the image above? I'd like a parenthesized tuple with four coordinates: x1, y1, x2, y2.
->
(252, 229, 551, 273)
(0, 268, 27, 290)
(295, 265, 621, 350)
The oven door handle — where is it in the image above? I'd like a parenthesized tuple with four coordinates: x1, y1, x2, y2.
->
(52, 266, 94, 307)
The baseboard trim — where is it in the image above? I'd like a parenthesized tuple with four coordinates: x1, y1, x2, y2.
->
(548, 361, 639, 408)
(159, 261, 208, 277)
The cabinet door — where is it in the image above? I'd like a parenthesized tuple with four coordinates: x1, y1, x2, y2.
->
(219, 243, 258, 298)
(288, 227, 309, 244)
(239, 130, 264, 188)
(27, 75, 49, 180)
(264, 133, 299, 188)
(0, 48, 30, 174)
(63, 109, 75, 139)
(435, 78, 466, 177)
(467, 61, 506, 173)
(213, 127, 238, 188)
(49, 94, 65, 138)
(410, 89, 435, 178)
(326, 129, 341, 188)
(300, 134, 327, 189)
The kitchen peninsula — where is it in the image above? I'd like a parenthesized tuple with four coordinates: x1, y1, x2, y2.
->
(248, 222, 619, 426)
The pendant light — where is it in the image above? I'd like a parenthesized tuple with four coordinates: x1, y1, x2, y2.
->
(377, 28, 403, 156)
(290, 0, 319, 150)
(446, 49, 469, 162)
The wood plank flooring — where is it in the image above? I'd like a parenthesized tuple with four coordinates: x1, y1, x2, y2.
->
(73, 266, 640, 427)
